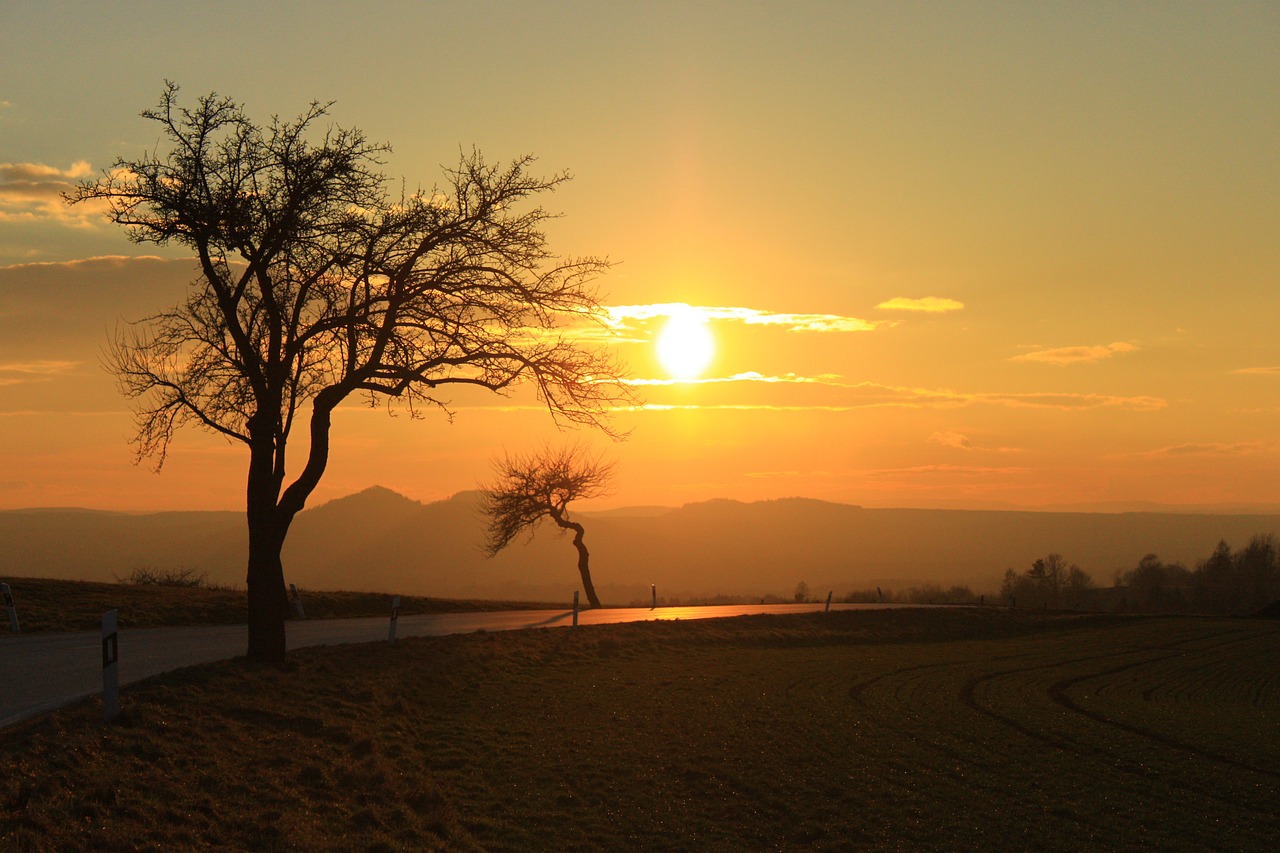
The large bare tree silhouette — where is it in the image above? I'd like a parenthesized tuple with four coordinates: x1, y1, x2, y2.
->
(70, 84, 626, 663)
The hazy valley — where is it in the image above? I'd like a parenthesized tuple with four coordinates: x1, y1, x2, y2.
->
(5, 487, 1280, 604)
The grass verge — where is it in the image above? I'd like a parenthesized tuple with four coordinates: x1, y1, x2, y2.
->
(2, 608, 1278, 851)
(0, 576, 563, 634)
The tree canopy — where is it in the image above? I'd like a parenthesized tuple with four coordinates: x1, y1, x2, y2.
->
(69, 84, 628, 661)
(481, 445, 615, 607)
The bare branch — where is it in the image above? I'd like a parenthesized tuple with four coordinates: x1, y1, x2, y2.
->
(480, 444, 615, 556)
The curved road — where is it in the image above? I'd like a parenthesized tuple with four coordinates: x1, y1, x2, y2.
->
(0, 602, 906, 729)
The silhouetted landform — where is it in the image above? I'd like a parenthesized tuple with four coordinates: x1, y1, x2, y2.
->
(4, 486, 1280, 603)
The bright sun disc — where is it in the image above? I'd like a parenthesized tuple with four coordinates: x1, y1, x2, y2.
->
(656, 311, 715, 379)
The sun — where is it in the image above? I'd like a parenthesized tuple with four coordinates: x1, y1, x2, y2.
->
(656, 309, 715, 379)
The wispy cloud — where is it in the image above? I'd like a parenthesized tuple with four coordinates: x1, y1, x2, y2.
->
(1136, 441, 1266, 458)
(0, 254, 169, 273)
(0, 360, 81, 375)
(1230, 366, 1280, 376)
(0, 160, 106, 226)
(929, 430, 1024, 453)
(930, 430, 973, 450)
(603, 303, 885, 334)
(876, 296, 964, 313)
(0, 360, 81, 385)
(622, 371, 834, 387)
(1010, 342, 1137, 365)
(869, 464, 1033, 477)
(616, 379, 1166, 413)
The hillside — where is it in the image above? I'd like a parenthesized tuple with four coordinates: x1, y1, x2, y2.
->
(4, 488, 1280, 602)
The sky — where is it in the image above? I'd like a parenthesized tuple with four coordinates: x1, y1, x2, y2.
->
(2, 1, 1279, 513)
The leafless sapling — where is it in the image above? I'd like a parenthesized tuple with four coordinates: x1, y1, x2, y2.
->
(481, 445, 615, 608)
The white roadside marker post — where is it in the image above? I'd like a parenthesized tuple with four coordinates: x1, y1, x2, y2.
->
(289, 583, 306, 619)
(101, 609, 119, 722)
(825, 591, 832, 612)
(572, 591, 579, 627)
(387, 595, 400, 643)
(2, 583, 18, 633)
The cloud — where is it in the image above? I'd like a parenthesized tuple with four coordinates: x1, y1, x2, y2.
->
(0, 360, 82, 385)
(622, 371, 834, 387)
(615, 378, 1167, 413)
(929, 429, 1025, 454)
(869, 464, 1033, 477)
(1137, 441, 1265, 458)
(930, 431, 973, 450)
(876, 296, 964, 313)
(602, 303, 885, 335)
(0, 160, 107, 226)
(0, 360, 81, 375)
(1010, 342, 1137, 365)
(1231, 366, 1280, 376)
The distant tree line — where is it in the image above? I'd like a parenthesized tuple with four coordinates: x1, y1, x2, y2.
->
(1000, 553, 1095, 610)
(997, 535, 1280, 615)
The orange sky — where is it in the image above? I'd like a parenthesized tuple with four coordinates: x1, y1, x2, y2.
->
(2, 3, 1279, 512)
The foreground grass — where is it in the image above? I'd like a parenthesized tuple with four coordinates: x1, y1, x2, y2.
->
(0, 577, 562, 633)
(2, 609, 1278, 851)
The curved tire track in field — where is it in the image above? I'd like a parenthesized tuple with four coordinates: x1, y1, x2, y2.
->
(1048, 651, 1280, 781)
(960, 628, 1280, 786)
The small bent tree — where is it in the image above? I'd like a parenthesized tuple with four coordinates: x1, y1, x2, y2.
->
(481, 446, 614, 608)
(69, 85, 626, 663)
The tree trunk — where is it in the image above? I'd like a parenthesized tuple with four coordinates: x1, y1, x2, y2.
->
(245, 507, 289, 663)
(243, 393, 340, 664)
(573, 529, 602, 608)
(245, 429, 289, 664)
(551, 512, 601, 608)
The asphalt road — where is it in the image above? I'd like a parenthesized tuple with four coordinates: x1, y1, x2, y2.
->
(0, 602, 904, 730)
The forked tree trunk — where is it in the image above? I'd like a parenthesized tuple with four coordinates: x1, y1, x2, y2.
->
(243, 397, 338, 664)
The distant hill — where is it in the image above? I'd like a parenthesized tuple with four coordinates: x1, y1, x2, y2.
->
(5, 487, 1280, 604)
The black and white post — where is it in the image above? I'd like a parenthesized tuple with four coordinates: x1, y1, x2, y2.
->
(2, 582, 18, 633)
(651, 583, 656, 610)
(387, 595, 400, 643)
(101, 609, 119, 722)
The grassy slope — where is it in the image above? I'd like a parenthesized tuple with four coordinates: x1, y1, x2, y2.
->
(0, 577, 563, 633)
(2, 608, 1278, 851)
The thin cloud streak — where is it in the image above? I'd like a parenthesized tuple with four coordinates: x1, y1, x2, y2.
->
(620, 374, 1164, 411)
(622, 371, 832, 386)
(930, 431, 1024, 453)
(869, 464, 1034, 477)
(1011, 342, 1137, 365)
(876, 296, 964, 313)
(0, 360, 83, 385)
(0, 360, 81, 375)
(1133, 441, 1267, 458)
(603, 303, 885, 334)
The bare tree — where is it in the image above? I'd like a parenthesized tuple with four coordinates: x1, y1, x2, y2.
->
(481, 445, 615, 608)
(69, 85, 626, 663)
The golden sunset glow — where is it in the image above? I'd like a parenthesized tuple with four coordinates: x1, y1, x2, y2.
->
(0, 5, 1276, 516)
(655, 309, 715, 379)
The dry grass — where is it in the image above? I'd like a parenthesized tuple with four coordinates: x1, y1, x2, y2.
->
(0, 577, 562, 634)
(2, 608, 1278, 851)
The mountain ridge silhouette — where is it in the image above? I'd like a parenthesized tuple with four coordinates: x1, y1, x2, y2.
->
(5, 486, 1280, 602)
